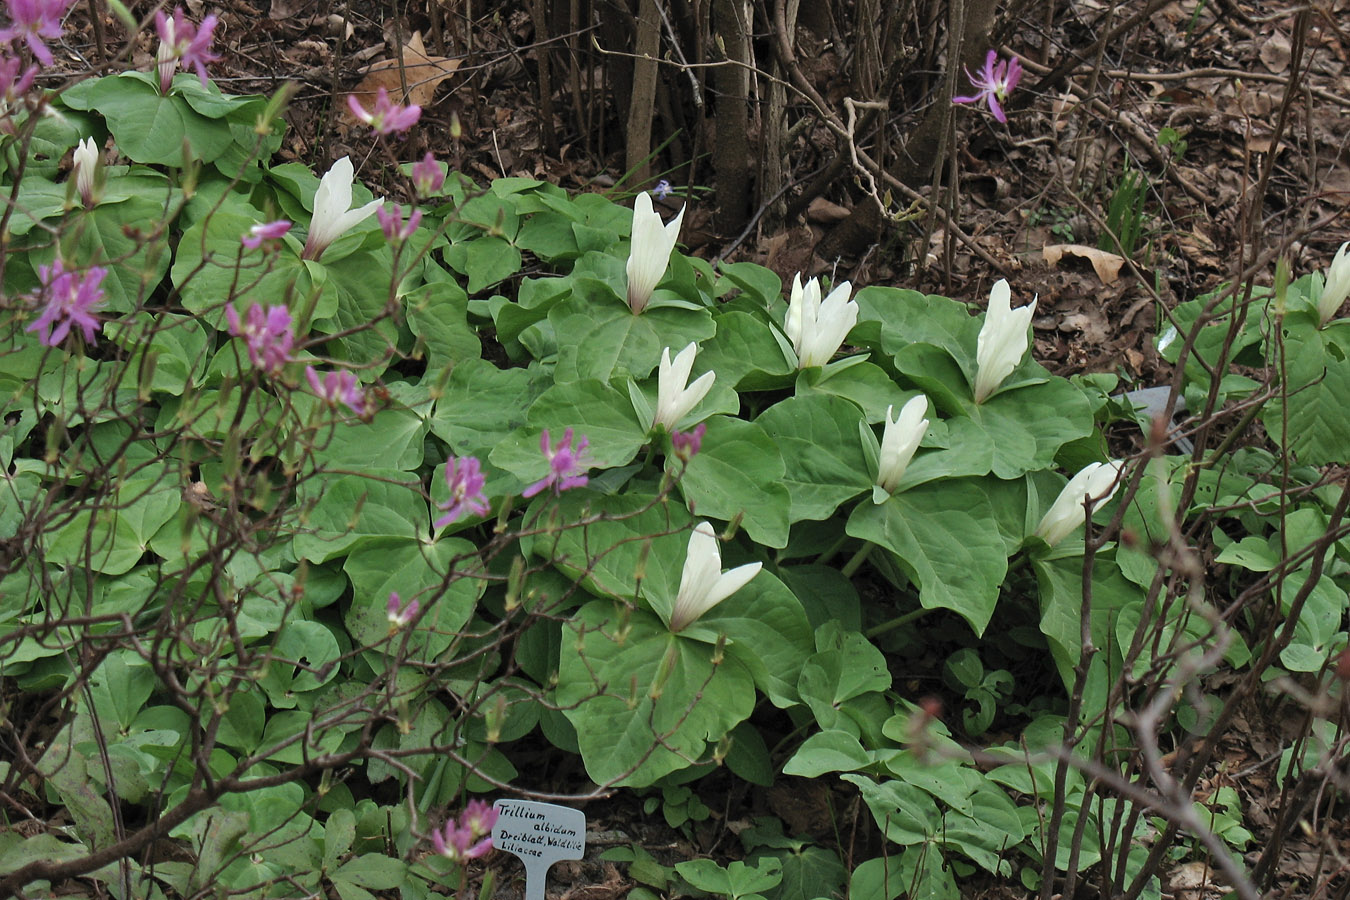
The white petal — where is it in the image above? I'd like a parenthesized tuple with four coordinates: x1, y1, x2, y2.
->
(877, 394, 930, 492)
(626, 192, 684, 313)
(1318, 242, 1350, 325)
(974, 279, 1035, 402)
(703, 562, 762, 610)
(1034, 461, 1124, 546)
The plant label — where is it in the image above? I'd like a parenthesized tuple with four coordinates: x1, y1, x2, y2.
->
(492, 799, 586, 900)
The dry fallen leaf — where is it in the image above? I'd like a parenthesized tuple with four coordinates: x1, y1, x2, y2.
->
(1043, 243, 1127, 284)
(344, 32, 460, 121)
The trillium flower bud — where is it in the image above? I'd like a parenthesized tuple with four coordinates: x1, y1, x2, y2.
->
(301, 156, 384, 261)
(625, 190, 685, 313)
(653, 343, 715, 431)
(72, 137, 101, 208)
(973, 279, 1036, 403)
(786, 274, 858, 369)
(876, 394, 930, 496)
(668, 522, 761, 631)
(1316, 241, 1350, 326)
(1034, 461, 1125, 547)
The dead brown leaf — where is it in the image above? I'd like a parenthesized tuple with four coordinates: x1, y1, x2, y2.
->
(344, 32, 460, 121)
(1043, 243, 1127, 285)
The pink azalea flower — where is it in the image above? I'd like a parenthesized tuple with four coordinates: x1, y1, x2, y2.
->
(411, 152, 444, 196)
(155, 7, 220, 93)
(522, 428, 590, 498)
(241, 220, 291, 249)
(305, 366, 367, 417)
(434, 455, 489, 529)
(0, 55, 37, 103)
(431, 801, 497, 863)
(386, 592, 420, 628)
(26, 259, 105, 346)
(952, 50, 1022, 124)
(376, 203, 422, 244)
(0, 0, 76, 66)
(225, 303, 294, 374)
(347, 87, 421, 135)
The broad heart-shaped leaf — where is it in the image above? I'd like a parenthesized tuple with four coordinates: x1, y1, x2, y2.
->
(429, 358, 548, 458)
(862, 286, 978, 366)
(889, 415, 996, 490)
(842, 774, 942, 845)
(796, 361, 912, 424)
(550, 294, 716, 383)
(966, 376, 1096, 478)
(171, 201, 309, 323)
(1264, 321, 1350, 465)
(65, 73, 234, 165)
(676, 858, 783, 897)
(45, 475, 179, 575)
(846, 479, 1007, 635)
(343, 538, 482, 663)
(1033, 553, 1143, 689)
(292, 472, 427, 564)
(698, 310, 795, 390)
(849, 852, 959, 900)
(490, 378, 646, 476)
(541, 491, 692, 602)
(307, 405, 427, 470)
(755, 394, 871, 522)
(938, 783, 1025, 874)
(40, 195, 175, 314)
(407, 277, 480, 376)
(782, 730, 872, 777)
(557, 602, 755, 786)
(681, 567, 813, 708)
(312, 246, 400, 379)
(676, 417, 791, 548)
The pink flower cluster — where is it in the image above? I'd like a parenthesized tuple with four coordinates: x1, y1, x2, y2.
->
(435, 456, 489, 529)
(225, 303, 293, 374)
(305, 367, 367, 417)
(347, 87, 421, 136)
(953, 50, 1022, 123)
(155, 7, 220, 94)
(27, 258, 105, 346)
(386, 592, 419, 628)
(0, 0, 75, 66)
(522, 428, 590, 498)
(432, 799, 497, 863)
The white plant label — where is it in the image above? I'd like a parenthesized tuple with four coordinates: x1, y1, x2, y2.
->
(492, 799, 586, 900)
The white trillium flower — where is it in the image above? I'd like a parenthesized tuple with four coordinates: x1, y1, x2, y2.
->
(1316, 241, 1350, 326)
(668, 522, 762, 632)
(302, 156, 384, 261)
(973, 279, 1036, 403)
(654, 343, 715, 431)
(1034, 460, 1125, 547)
(876, 394, 930, 496)
(786, 274, 858, 369)
(73, 137, 99, 208)
(626, 190, 685, 313)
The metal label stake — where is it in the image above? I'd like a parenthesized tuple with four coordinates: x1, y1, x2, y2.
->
(492, 800, 586, 900)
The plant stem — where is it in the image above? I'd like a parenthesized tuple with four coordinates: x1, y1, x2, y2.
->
(840, 541, 875, 577)
(865, 605, 931, 639)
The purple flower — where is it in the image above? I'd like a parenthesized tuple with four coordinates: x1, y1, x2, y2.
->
(26, 259, 105, 346)
(431, 801, 498, 863)
(653, 179, 672, 199)
(376, 203, 422, 245)
(952, 50, 1022, 123)
(155, 7, 220, 93)
(241, 219, 291, 249)
(0, 56, 37, 103)
(670, 422, 706, 462)
(386, 591, 420, 628)
(0, 0, 75, 66)
(411, 152, 444, 196)
(434, 455, 489, 529)
(305, 366, 367, 417)
(522, 428, 590, 498)
(225, 303, 294, 375)
(347, 87, 422, 135)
